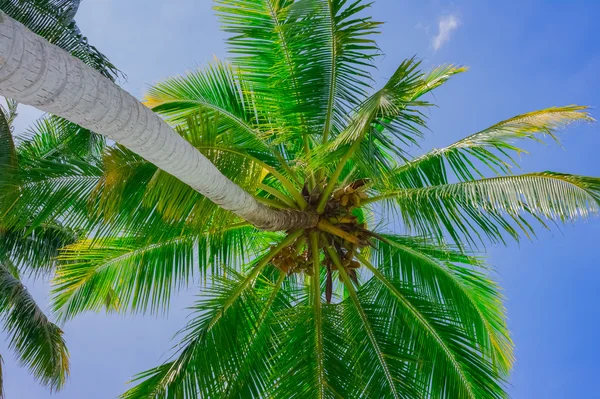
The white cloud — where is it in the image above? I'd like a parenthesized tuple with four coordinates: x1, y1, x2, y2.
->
(432, 14, 460, 51)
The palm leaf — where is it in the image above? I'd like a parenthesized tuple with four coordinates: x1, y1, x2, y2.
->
(18, 116, 106, 162)
(330, 245, 411, 398)
(358, 254, 507, 399)
(0, 107, 16, 175)
(370, 172, 600, 245)
(392, 106, 593, 188)
(314, 60, 465, 210)
(52, 224, 260, 320)
(372, 234, 513, 374)
(0, 264, 69, 391)
(0, 223, 78, 276)
(220, 272, 288, 398)
(145, 60, 262, 131)
(120, 231, 302, 399)
(0, 152, 102, 231)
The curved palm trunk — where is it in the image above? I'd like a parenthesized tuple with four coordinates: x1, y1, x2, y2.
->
(0, 13, 317, 231)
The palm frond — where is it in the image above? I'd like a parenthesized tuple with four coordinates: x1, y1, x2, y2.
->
(0, 113, 109, 233)
(0, 107, 16, 176)
(52, 224, 261, 320)
(310, 232, 326, 398)
(314, 61, 465, 210)
(120, 231, 302, 399)
(18, 116, 105, 162)
(316, 0, 382, 139)
(0, 224, 78, 276)
(220, 271, 288, 398)
(0, 152, 102, 231)
(333, 248, 409, 399)
(214, 0, 327, 140)
(53, 235, 196, 320)
(92, 141, 262, 239)
(392, 106, 593, 188)
(321, 58, 429, 156)
(0, 264, 69, 391)
(215, 0, 380, 145)
(270, 300, 352, 398)
(372, 234, 513, 374)
(370, 172, 600, 245)
(145, 60, 261, 131)
(121, 271, 270, 399)
(358, 254, 507, 399)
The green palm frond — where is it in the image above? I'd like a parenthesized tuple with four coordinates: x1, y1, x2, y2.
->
(0, 98, 18, 131)
(121, 271, 269, 399)
(120, 231, 302, 399)
(270, 300, 352, 398)
(321, 58, 429, 156)
(314, 60, 465, 211)
(0, 264, 69, 391)
(221, 271, 288, 398)
(144, 62, 305, 191)
(18, 117, 105, 162)
(0, 0, 120, 80)
(0, 152, 102, 231)
(52, 224, 259, 321)
(214, 0, 329, 139)
(358, 254, 507, 399)
(0, 113, 108, 233)
(93, 145, 260, 238)
(321, 61, 466, 156)
(392, 106, 593, 188)
(369, 172, 600, 245)
(53, 235, 197, 320)
(145, 60, 262, 131)
(309, 232, 326, 399)
(371, 234, 513, 374)
(0, 224, 78, 276)
(331, 245, 413, 398)
(215, 0, 381, 143)
(315, 0, 382, 138)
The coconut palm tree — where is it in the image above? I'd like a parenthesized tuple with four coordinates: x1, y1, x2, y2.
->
(0, 1, 598, 398)
(0, 0, 119, 395)
(0, 101, 75, 397)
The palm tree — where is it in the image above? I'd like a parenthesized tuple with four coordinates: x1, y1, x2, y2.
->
(0, 101, 74, 397)
(0, 0, 119, 395)
(0, 1, 598, 398)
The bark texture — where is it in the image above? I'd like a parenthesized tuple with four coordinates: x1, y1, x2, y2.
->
(0, 13, 317, 231)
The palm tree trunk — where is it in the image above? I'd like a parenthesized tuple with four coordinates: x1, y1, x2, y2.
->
(0, 13, 317, 231)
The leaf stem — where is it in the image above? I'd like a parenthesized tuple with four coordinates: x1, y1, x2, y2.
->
(317, 220, 361, 245)
(316, 140, 361, 213)
(196, 146, 307, 209)
(309, 231, 326, 398)
(327, 248, 400, 399)
(258, 184, 299, 209)
(207, 229, 304, 330)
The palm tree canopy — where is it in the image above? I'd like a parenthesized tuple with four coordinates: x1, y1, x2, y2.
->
(0, 1, 598, 398)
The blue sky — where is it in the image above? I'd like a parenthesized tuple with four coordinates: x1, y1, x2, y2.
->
(3, 1, 600, 397)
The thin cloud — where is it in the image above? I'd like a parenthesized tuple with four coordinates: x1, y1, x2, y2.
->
(432, 14, 460, 51)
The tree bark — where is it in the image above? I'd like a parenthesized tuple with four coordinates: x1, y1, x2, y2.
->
(0, 12, 317, 231)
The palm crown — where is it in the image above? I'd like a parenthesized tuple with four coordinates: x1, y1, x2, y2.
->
(0, 0, 598, 398)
